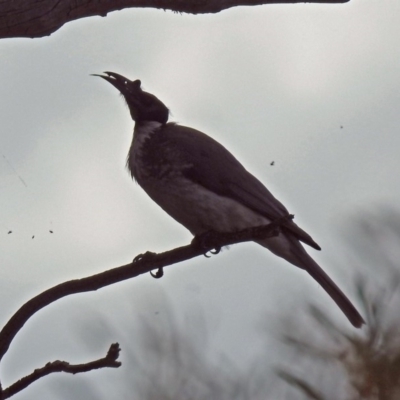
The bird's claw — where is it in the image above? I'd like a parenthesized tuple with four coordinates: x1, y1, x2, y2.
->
(192, 231, 222, 258)
(133, 251, 157, 263)
(210, 247, 221, 255)
(150, 268, 164, 279)
(133, 252, 164, 279)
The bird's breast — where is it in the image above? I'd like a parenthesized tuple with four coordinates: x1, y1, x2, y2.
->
(127, 121, 190, 182)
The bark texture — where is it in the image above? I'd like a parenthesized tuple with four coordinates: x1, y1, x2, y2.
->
(0, 0, 349, 39)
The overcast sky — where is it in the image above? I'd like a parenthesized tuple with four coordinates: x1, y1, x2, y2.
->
(1, 0, 400, 398)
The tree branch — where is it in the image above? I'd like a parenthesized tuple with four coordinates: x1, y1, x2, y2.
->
(0, 215, 292, 398)
(0, 0, 350, 39)
(0, 215, 292, 365)
(2, 343, 121, 399)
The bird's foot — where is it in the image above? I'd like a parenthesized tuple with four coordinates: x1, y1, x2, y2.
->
(192, 231, 222, 258)
(150, 268, 164, 279)
(133, 251, 157, 263)
(133, 251, 164, 279)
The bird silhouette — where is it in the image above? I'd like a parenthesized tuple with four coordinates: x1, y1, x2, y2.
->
(94, 72, 364, 328)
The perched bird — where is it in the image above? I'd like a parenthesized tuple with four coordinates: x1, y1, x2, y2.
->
(94, 72, 365, 328)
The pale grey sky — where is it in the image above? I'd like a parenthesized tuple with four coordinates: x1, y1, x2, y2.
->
(1, 0, 400, 398)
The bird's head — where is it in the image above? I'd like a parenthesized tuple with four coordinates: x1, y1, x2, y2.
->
(93, 72, 169, 124)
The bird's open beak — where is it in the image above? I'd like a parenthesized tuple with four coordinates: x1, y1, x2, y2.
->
(92, 72, 145, 112)
(92, 71, 135, 93)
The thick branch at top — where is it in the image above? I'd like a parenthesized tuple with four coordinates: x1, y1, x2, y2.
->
(1, 0, 350, 39)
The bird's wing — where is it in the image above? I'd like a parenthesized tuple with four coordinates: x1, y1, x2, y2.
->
(159, 124, 321, 250)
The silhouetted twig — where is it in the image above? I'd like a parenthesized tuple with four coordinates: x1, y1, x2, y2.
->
(0, 215, 291, 398)
(2, 343, 121, 399)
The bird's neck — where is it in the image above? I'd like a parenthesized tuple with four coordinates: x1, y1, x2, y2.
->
(127, 120, 163, 180)
(134, 120, 163, 135)
(132, 120, 163, 152)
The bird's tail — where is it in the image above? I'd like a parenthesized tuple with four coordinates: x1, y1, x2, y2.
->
(301, 253, 365, 328)
(258, 236, 365, 328)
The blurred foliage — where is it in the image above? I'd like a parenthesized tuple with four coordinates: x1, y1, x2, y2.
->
(276, 207, 400, 400)
(67, 301, 272, 400)
(61, 207, 400, 400)
(130, 314, 270, 400)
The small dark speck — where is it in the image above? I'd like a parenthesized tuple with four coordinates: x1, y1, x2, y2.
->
(8, 231, 12, 234)
(154, 311, 159, 315)
(340, 126, 343, 129)
(270, 161, 275, 166)
(49, 230, 53, 233)
(32, 236, 35, 239)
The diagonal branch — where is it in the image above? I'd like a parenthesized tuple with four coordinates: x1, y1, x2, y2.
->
(2, 343, 121, 399)
(0, 0, 350, 39)
(0, 215, 292, 365)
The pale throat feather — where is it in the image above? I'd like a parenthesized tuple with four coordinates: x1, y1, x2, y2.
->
(127, 121, 162, 180)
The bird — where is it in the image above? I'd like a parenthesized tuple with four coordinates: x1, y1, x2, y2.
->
(94, 72, 365, 328)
